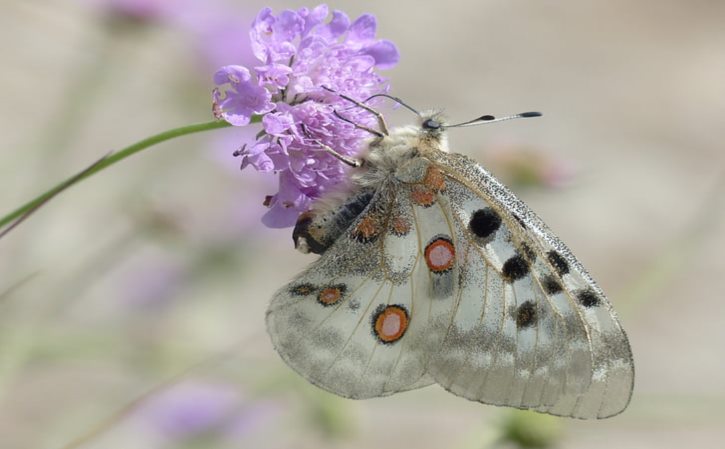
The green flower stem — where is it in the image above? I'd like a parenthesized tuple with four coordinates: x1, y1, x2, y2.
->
(0, 118, 254, 231)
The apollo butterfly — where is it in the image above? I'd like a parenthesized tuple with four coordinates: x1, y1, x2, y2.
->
(266, 101, 634, 419)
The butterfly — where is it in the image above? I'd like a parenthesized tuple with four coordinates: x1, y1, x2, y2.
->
(266, 101, 634, 419)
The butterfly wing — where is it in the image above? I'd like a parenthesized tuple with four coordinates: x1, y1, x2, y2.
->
(268, 151, 633, 418)
(266, 178, 460, 399)
(427, 151, 634, 419)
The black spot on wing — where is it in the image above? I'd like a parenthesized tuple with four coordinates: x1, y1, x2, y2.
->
(516, 301, 537, 328)
(469, 208, 501, 239)
(541, 275, 563, 295)
(576, 288, 601, 308)
(502, 254, 529, 282)
(547, 250, 569, 275)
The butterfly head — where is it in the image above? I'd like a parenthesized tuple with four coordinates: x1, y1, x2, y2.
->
(420, 111, 447, 135)
(411, 110, 449, 151)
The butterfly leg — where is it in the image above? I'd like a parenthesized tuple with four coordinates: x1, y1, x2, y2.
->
(333, 111, 385, 138)
(300, 124, 363, 168)
(322, 86, 389, 136)
(320, 142, 363, 168)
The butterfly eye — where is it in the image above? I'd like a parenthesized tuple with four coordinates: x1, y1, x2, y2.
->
(422, 118, 441, 130)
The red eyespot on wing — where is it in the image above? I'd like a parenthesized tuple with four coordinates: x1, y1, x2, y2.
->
(424, 236, 456, 273)
(317, 284, 346, 306)
(373, 305, 409, 344)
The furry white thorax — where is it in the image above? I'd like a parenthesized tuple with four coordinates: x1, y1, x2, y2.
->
(353, 120, 450, 190)
(304, 117, 449, 224)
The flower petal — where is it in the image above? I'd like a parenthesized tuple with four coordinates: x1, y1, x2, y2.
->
(348, 14, 377, 42)
(213, 65, 251, 85)
(213, 65, 274, 126)
(318, 10, 350, 40)
(362, 40, 399, 69)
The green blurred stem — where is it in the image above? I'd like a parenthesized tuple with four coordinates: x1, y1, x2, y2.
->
(0, 119, 250, 230)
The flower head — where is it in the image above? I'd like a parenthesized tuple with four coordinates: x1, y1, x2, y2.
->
(213, 5, 399, 227)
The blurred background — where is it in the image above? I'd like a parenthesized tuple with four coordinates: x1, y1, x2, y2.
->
(1, 1, 724, 448)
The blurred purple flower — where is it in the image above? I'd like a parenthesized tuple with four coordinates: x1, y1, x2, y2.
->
(90, 0, 179, 23)
(136, 380, 278, 442)
(121, 255, 185, 309)
(186, 11, 256, 70)
(213, 4, 399, 228)
(484, 143, 576, 190)
(88, 0, 256, 69)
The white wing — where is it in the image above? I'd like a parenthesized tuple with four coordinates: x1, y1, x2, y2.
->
(267, 152, 633, 419)
(266, 179, 459, 399)
(427, 152, 634, 419)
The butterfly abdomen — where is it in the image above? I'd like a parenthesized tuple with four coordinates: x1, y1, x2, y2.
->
(293, 188, 376, 254)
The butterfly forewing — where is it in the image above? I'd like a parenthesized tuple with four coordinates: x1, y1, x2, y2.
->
(429, 152, 633, 418)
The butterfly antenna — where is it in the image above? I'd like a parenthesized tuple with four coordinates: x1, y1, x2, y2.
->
(363, 93, 421, 116)
(446, 111, 542, 128)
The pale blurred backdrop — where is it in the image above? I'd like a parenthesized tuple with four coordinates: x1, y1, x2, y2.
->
(1, 1, 724, 448)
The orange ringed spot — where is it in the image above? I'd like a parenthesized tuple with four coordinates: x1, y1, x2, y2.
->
(352, 216, 379, 243)
(373, 305, 409, 344)
(411, 185, 436, 207)
(424, 237, 456, 273)
(391, 216, 411, 236)
(423, 166, 446, 192)
(317, 284, 346, 306)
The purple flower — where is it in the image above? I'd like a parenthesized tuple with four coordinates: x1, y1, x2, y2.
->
(135, 380, 279, 442)
(213, 66, 275, 126)
(213, 4, 399, 228)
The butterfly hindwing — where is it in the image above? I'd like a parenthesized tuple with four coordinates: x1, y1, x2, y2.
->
(427, 152, 634, 418)
(266, 179, 459, 398)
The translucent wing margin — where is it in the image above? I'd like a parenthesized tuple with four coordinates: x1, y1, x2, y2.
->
(428, 152, 634, 419)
